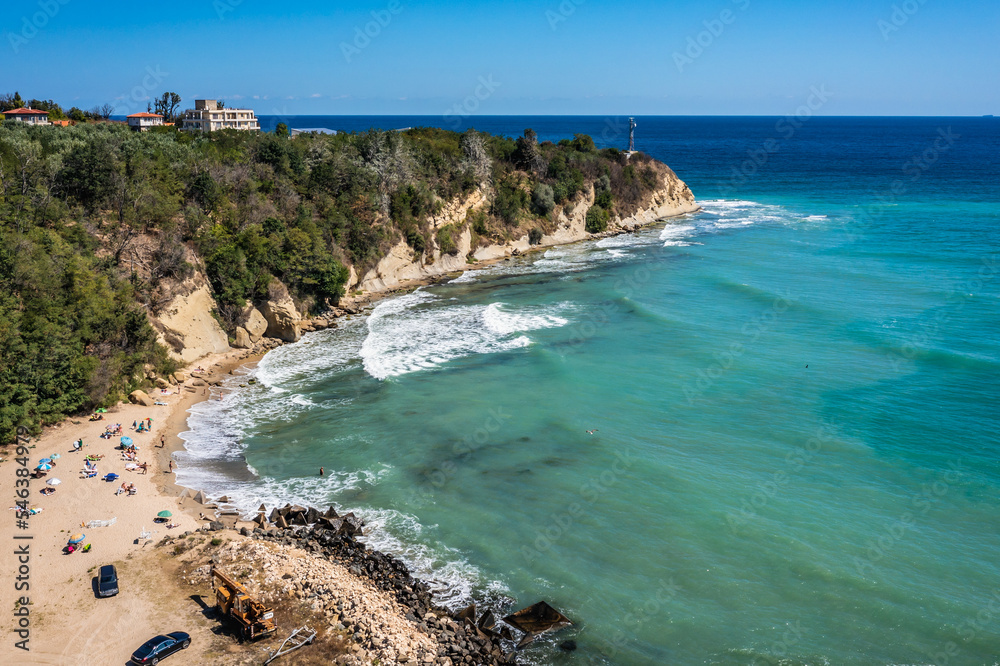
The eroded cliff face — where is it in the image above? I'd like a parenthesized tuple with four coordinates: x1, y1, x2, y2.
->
(150, 274, 231, 363)
(357, 161, 699, 294)
(153, 161, 697, 365)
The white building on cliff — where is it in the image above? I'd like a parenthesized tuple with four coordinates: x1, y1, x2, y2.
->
(181, 100, 260, 132)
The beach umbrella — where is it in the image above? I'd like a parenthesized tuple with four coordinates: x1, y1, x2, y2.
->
(36, 464, 52, 471)
(46, 478, 61, 486)
(68, 533, 86, 544)
(39, 458, 52, 464)
(157, 510, 173, 518)
(121, 437, 134, 446)
(51, 454, 61, 459)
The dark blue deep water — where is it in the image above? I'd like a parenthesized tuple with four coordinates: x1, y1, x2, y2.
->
(181, 116, 1000, 665)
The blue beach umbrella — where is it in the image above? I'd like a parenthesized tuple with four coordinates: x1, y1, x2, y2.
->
(68, 533, 86, 544)
(121, 437, 134, 447)
(51, 454, 61, 459)
(39, 458, 52, 464)
(36, 464, 52, 471)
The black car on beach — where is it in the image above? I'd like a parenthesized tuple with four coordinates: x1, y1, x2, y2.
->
(96, 564, 118, 597)
(129, 632, 190, 665)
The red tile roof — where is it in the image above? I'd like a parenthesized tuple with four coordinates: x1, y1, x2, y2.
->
(3, 108, 49, 115)
(127, 112, 164, 118)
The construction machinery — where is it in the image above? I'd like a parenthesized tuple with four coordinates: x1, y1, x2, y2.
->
(210, 565, 277, 640)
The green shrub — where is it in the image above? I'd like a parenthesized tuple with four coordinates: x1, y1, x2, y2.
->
(436, 224, 459, 255)
(528, 228, 543, 245)
(467, 209, 488, 236)
(586, 206, 609, 233)
(492, 177, 526, 227)
(531, 184, 555, 215)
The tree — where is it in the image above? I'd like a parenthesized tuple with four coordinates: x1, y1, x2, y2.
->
(571, 133, 597, 153)
(460, 130, 492, 185)
(99, 103, 115, 120)
(515, 129, 545, 173)
(153, 92, 182, 121)
(0, 92, 25, 111)
(275, 122, 289, 138)
(358, 129, 412, 215)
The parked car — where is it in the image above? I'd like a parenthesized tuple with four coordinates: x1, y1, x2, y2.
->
(129, 632, 191, 665)
(96, 564, 118, 597)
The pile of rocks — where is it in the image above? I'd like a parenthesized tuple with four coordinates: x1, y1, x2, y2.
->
(249, 525, 517, 665)
(216, 539, 440, 665)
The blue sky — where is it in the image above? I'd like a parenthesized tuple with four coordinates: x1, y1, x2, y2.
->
(1, 0, 997, 116)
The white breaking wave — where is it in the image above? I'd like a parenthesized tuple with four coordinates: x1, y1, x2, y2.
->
(357, 508, 494, 608)
(448, 269, 486, 284)
(660, 223, 696, 246)
(255, 318, 367, 389)
(360, 291, 571, 380)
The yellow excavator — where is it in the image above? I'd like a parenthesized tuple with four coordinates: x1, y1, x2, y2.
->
(210, 565, 277, 640)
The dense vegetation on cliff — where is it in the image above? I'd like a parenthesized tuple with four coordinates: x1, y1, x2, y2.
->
(0, 119, 669, 441)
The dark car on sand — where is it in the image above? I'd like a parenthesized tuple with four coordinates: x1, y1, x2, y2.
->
(96, 564, 118, 597)
(129, 632, 190, 665)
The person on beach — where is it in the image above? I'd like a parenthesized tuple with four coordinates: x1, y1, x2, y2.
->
(159, 435, 165, 448)
(169, 460, 174, 473)
(319, 467, 324, 476)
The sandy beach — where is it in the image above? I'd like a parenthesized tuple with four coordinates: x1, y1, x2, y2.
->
(0, 348, 257, 664)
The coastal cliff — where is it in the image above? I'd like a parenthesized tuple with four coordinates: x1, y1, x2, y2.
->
(151, 275, 231, 363)
(153, 161, 698, 363)
(358, 161, 698, 294)
(0, 120, 698, 440)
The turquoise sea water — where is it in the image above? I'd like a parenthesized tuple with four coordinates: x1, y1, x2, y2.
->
(179, 117, 1000, 665)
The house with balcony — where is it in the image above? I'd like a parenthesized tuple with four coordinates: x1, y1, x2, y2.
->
(181, 100, 260, 132)
(127, 112, 165, 132)
(2, 107, 50, 125)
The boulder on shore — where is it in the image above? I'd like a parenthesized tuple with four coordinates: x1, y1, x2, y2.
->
(128, 390, 155, 407)
(261, 282, 302, 342)
(233, 327, 252, 349)
(242, 307, 268, 343)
